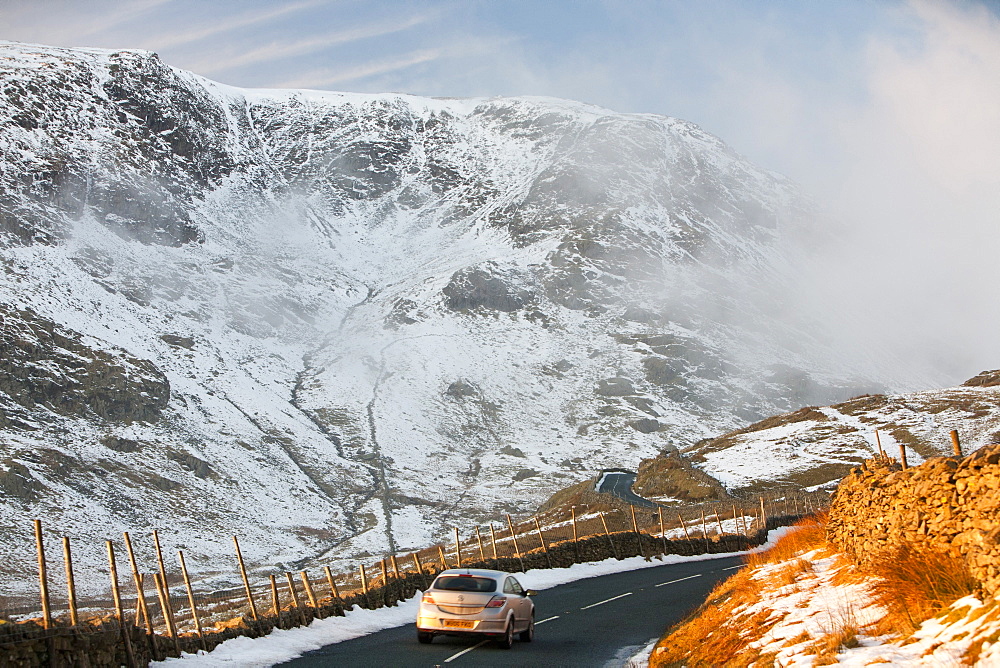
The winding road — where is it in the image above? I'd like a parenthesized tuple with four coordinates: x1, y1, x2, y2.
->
(596, 471, 659, 508)
(280, 555, 742, 667)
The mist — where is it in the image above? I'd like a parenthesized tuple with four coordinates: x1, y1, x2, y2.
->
(778, 0, 1000, 389)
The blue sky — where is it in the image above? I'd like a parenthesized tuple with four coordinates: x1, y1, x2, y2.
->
(3, 0, 1000, 379)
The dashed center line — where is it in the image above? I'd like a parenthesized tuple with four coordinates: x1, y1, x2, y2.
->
(580, 592, 633, 610)
(655, 573, 702, 587)
(722, 565, 741, 571)
(443, 638, 489, 663)
(536, 615, 560, 625)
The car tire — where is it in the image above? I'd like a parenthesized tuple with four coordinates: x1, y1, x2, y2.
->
(497, 619, 514, 649)
(519, 613, 534, 642)
(417, 631, 434, 644)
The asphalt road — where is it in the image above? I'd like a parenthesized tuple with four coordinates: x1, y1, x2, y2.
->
(280, 555, 743, 667)
(597, 471, 658, 508)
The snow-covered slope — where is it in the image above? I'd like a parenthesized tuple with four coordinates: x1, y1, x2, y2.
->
(0, 41, 874, 593)
(685, 370, 1000, 493)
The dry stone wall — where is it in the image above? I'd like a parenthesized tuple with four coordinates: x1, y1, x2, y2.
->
(827, 443, 1000, 595)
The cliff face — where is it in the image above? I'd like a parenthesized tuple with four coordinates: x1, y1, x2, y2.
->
(0, 41, 873, 592)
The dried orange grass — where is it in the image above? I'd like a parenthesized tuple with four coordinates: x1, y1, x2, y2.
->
(648, 568, 776, 668)
(866, 545, 978, 637)
(744, 511, 829, 569)
(650, 513, 828, 667)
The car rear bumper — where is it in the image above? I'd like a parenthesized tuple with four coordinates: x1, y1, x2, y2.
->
(416, 617, 508, 635)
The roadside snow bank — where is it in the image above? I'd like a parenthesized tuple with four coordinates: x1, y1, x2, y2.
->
(157, 528, 792, 666)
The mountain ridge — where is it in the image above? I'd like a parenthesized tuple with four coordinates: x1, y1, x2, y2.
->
(0, 40, 876, 594)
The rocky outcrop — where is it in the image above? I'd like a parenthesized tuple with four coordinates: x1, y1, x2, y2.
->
(0, 307, 169, 426)
(827, 444, 1000, 595)
(964, 370, 1000, 388)
(442, 265, 532, 312)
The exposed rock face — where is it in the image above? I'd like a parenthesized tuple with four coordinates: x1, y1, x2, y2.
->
(442, 265, 533, 312)
(964, 370, 1000, 388)
(0, 307, 169, 426)
(827, 444, 1000, 596)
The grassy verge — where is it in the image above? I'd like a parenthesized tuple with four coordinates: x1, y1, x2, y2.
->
(649, 512, 982, 667)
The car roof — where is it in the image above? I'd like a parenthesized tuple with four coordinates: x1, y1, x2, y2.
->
(435, 568, 510, 580)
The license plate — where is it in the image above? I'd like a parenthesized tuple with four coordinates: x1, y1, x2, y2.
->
(443, 620, 475, 629)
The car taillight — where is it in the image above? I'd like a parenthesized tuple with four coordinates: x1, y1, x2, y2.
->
(421, 592, 435, 604)
(485, 596, 505, 608)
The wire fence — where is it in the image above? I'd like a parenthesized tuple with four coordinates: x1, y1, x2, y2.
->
(0, 488, 828, 665)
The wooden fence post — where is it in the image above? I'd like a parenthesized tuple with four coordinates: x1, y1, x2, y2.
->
(412, 553, 428, 588)
(300, 571, 320, 617)
(475, 527, 486, 562)
(107, 541, 137, 667)
(599, 511, 619, 559)
(153, 529, 181, 641)
(62, 536, 79, 626)
(715, 507, 725, 537)
(701, 509, 711, 552)
(899, 443, 909, 470)
(391, 555, 402, 580)
(951, 430, 963, 457)
(489, 524, 499, 560)
(232, 536, 259, 621)
(676, 514, 692, 543)
(33, 520, 52, 630)
(437, 546, 450, 570)
(123, 532, 152, 631)
(152, 571, 180, 655)
(454, 528, 462, 568)
(572, 506, 581, 562)
(658, 507, 667, 554)
(324, 565, 341, 603)
(630, 506, 645, 558)
(270, 574, 281, 617)
(533, 518, 553, 568)
(875, 429, 885, 458)
(178, 550, 206, 651)
(506, 515, 525, 572)
(731, 505, 741, 537)
(285, 572, 306, 624)
(759, 497, 767, 530)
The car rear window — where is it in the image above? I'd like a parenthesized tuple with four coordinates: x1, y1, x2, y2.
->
(434, 576, 497, 592)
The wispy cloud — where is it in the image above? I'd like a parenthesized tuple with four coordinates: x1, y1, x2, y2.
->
(3, 0, 175, 47)
(273, 48, 444, 89)
(268, 33, 521, 90)
(143, 0, 330, 51)
(191, 12, 432, 76)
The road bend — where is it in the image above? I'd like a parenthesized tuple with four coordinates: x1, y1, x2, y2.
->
(597, 471, 659, 508)
(280, 555, 743, 667)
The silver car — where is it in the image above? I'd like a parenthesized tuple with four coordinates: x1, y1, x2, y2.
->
(415, 568, 536, 648)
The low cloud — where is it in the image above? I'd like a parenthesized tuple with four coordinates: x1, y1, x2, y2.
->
(781, 0, 1000, 388)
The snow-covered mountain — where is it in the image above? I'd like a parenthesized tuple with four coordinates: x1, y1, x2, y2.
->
(0, 41, 874, 593)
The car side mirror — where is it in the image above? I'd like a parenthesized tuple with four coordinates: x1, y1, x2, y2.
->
(524, 589, 538, 597)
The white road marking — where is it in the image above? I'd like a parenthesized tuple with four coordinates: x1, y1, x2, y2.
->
(722, 565, 741, 571)
(443, 639, 490, 663)
(536, 615, 560, 625)
(655, 574, 702, 587)
(580, 592, 633, 610)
